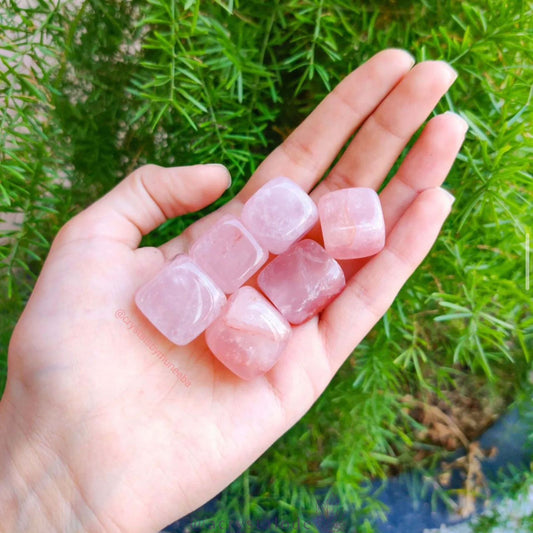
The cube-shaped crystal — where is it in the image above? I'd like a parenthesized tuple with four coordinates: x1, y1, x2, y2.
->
(258, 239, 345, 324)
(318, 187, 385, 259)
(205, 287, 291, 380)
(190, 215, 268, 294)
(135, 255, 226, 345)
(241, 177, 318, 254)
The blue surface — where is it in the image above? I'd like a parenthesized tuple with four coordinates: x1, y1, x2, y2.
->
(374, 406, 533, 532)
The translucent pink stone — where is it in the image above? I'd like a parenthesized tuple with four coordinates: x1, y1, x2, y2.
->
(135, 255, 226, 346)
(205, 287, 291, 380)
(318, 187, 385, 259)
(258, 239, 345, 325)
(241, 177, 318, 255)
(190, 215, 268, 294)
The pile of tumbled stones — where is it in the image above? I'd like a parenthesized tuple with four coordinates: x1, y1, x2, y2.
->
(135, 177, 385, 380)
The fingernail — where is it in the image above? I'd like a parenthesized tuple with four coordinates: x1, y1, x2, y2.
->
(383, 48, 416, 68)
(219, 168, 232, 190)
(439, 61, 458, 83)
(443, 111, 469, 134)
(208, 163, 232, 190)
(401, 49, 416, 68)
(441, 187, 456, 206)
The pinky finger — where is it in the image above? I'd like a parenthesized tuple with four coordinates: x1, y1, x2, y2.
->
(319, 187, 455, 372)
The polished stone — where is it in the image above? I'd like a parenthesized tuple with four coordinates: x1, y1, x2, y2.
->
(258, 239, 345, 324)
(318, 187, 385, 259)
(190, 214, 268, 294)
(135, 255, 226, 346)
(205, 287, 291, 380)
(241, 177, 318, 254)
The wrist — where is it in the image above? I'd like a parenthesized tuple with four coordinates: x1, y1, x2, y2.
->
(0, 391, 113, 533)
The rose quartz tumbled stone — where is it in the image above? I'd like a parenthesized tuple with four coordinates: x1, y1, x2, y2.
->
(190, 215, 268, 294)
(135, 255, 226, 346)
(258, 239, 345, 325)
(318, 187, 385, 259)
(205, 286, 291, 380)
(241, 177, 318, 254)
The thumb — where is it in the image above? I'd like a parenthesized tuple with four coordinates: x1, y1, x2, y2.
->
(55, 164, 231, 249)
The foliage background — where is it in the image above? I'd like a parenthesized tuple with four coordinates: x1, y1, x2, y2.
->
(1, 0, 532, 530)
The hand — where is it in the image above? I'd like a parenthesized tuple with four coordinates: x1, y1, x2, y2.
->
(0, 49, 466, 532)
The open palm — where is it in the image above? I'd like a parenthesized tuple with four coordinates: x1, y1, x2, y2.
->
(1, 50, 467, 532)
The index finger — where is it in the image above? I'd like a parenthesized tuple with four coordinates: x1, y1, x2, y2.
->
(238, 48, 415, 199)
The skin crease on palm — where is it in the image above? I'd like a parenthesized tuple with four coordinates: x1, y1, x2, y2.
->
(0, 49, 468, 532)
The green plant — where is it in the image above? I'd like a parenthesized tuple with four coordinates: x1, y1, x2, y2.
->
(1, 0, 532, 530)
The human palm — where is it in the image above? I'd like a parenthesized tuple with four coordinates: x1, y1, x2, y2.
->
(1, 50, 467, 532)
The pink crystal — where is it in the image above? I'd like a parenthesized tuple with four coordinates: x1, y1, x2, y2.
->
(258, 239, 345, 325)
(205, 286, 291, 380)
(135, 255, 226, 346)
(190, 215, 268, 294)
(318, 187, 385, 259)
(241, 177, 318, 255)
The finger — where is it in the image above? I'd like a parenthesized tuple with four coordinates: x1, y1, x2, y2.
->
(238, 49, 415, 199)
(54, 164, 231, 249)
(317, 111, 467, 281)
(380, 111, 467, 233)
(319, 187, 454, 371)
(313, 60, 457, 198)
